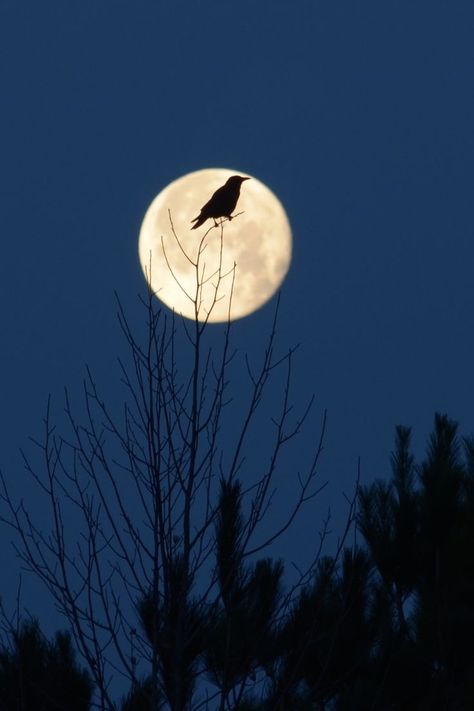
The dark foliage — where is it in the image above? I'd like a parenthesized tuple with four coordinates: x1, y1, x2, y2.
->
(205, 478, 284, 694)
(137, 556, 209, 711)
(4, 413, 474, 710)
(119, 678, 158, 711)
(355, 413, 474, 710)
(225, 413, 474, 709)
(0, 619, 93, 711)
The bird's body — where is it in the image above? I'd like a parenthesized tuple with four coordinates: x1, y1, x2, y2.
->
(191, 175, 250, 230)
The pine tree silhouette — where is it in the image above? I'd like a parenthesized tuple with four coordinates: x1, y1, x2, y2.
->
(0, 619, 93, 711)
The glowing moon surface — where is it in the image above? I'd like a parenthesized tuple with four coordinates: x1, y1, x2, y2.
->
(138, 168, 292, 322)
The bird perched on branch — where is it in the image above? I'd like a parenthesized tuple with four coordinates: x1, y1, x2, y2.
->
(191, 175, 250, 230)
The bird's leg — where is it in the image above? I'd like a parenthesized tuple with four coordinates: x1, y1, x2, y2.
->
(213, 218, 219, 227)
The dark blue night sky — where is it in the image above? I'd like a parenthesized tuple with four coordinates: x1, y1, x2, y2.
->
(1, 0, 474, 634)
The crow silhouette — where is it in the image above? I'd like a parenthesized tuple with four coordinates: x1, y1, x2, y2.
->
(191, 175, 250, 230)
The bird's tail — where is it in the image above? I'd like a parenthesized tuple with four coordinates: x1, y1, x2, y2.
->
(190, 214, 204, 230)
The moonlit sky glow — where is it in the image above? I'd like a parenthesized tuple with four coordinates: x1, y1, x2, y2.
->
(138, 169, 292, 321)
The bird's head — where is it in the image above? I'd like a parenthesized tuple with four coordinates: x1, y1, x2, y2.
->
(226, 175, 250, 185)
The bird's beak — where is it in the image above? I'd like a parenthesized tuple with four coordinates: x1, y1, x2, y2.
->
(242, 177, 250, 181)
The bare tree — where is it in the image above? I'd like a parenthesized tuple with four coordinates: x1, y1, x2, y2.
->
(1, 216, 327, 710)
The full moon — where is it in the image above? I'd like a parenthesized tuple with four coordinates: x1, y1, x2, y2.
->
(138, 168, 292, 322)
